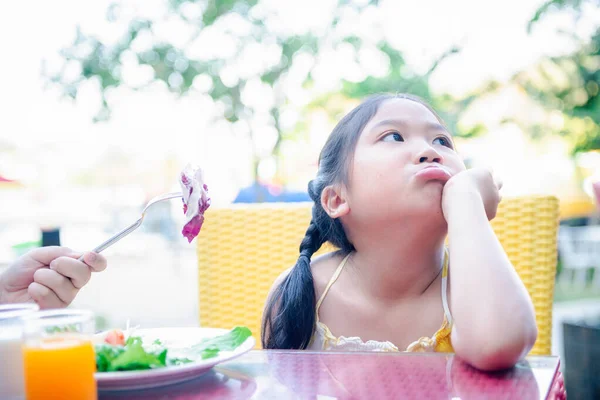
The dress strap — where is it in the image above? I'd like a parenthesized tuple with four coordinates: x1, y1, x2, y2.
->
(315, 253, 352, 320)
(441, 248, 453, 324)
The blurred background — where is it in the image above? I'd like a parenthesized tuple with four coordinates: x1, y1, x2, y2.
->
(1, 0, 600, 379)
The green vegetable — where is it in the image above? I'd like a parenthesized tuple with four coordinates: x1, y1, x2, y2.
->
(45, 324, 79, 334)
(190, 326, 252, 360)
(95, 336, 167, 372)
(194, 327, 252, 351)
(95, 344, 125, 372)
(199, 347, 220, 359)
(95, 327, 252, 372)
(110, 337, 167, 371)
(168, 357, 194, 366)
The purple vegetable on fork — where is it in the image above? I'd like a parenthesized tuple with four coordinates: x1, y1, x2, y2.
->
(179, 165, 211, 242)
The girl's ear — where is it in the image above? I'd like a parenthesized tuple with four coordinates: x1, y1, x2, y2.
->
(321, 184, 350, 219)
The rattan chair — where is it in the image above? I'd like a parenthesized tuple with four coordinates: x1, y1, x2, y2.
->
(197, 196, 559, 354)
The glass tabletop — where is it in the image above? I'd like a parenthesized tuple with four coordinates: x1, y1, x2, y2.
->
(99, 350, 561, 399)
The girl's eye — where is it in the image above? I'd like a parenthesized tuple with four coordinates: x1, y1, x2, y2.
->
(382, 132, 404, 142)
(433, 136, 453, 148)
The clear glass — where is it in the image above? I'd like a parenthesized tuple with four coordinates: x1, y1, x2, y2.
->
(0, 303, 39, 400)
(22, 309, 97, 400)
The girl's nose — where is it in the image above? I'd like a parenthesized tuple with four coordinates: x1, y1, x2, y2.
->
(415, 145, 443, 164)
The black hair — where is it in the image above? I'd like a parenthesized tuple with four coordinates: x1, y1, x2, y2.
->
(261, 93, 442, 349)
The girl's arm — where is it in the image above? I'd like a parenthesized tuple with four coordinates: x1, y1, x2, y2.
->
(443, 168, 538, 371)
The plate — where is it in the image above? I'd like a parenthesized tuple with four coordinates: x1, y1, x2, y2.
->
(95, 327, 255, 391)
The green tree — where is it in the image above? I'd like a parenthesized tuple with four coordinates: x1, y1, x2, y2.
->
(46, 0, 467, 185)
(515, 0, 600, 153)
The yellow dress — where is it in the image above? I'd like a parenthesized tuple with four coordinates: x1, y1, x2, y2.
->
(307, 250, 454, 353)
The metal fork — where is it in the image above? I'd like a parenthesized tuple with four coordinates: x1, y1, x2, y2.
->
(79, 192, 183, 260)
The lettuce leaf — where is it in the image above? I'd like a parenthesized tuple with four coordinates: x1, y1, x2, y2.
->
(95, 336, 167, 372)
(95, 326, 252, 372)
(191, 326, 252, 359)
(95, 343, 125, 372)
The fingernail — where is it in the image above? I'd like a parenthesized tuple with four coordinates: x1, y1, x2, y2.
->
(49, 260, 57, 270)
(87, 253, 97, 263)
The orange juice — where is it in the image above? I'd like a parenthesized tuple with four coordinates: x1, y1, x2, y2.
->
(24, 336, 97, 400)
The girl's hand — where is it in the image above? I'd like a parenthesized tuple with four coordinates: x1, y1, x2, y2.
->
(442, 167, 503, 221)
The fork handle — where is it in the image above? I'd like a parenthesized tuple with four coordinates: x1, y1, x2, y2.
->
(78, 218, 143, 261)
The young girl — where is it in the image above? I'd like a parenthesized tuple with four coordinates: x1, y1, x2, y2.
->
(262, 93, 538, 371)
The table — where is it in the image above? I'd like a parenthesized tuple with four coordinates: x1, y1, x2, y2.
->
(99, 351, 564, 399)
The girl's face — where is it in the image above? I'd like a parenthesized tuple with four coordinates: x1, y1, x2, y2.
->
(344, 98, 466, 225)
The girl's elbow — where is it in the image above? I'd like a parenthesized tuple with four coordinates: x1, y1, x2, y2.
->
(456, 323, 538, 371)
(524, 321, 539, 350)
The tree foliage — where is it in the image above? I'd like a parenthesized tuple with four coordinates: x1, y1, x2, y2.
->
(47, 0, 469, 182)
(519, 0, 600, 153)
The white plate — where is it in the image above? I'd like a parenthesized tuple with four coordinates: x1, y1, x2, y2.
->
(95, 327, 255, 391)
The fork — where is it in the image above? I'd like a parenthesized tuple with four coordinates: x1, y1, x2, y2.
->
(79, 192, 183, 260)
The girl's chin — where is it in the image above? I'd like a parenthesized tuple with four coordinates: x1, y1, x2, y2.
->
(382, 201, 446, 221)
(414, 185, 445, 203)
(406, 195, 445, 216)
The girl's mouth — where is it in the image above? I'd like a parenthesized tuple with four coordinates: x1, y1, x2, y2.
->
(414, 166, 452, 183)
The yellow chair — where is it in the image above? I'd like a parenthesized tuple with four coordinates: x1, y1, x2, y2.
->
(197, 196, 559, 354)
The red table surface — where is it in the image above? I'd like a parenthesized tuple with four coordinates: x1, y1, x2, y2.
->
(99, 350, 563, 400)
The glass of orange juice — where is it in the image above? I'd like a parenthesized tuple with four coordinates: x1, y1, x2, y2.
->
(22, 309, 97, 400)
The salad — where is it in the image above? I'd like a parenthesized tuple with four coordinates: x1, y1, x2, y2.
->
(95, 326, 252, 372)
(179, 164, 211, 243)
